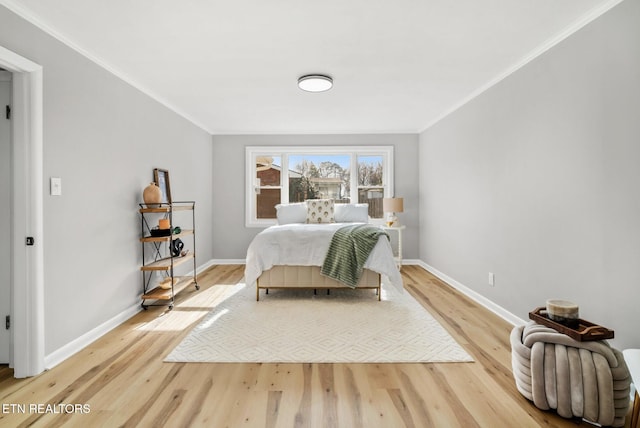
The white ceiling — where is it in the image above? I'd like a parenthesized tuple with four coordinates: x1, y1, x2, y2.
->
(1, 0, 619, 134)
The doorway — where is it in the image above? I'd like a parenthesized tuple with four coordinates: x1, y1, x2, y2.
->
(0, 69, 10, 363)
(0, 45, 44, 378)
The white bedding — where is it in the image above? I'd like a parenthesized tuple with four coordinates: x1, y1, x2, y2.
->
(244, 223, 404, 291)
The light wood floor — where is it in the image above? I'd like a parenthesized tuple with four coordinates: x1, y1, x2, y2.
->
(0, 264, 631, 427)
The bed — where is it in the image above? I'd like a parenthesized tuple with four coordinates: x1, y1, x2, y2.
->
(245, 201, 403, 300)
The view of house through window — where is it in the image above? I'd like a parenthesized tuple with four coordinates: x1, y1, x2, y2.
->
(255, 156, 281, 219)
(289, 155, 350, 203)
(247, 147, 393, 227)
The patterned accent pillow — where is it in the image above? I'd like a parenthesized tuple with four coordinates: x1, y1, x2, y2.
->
(305, 199, 335, 224)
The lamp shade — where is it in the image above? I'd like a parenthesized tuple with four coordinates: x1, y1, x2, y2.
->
(383, 197, 404, 213)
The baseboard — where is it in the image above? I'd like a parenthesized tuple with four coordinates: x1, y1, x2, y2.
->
(415, 260, 526, 326)
(210, 259, 246, 265)
(44, 302, 141, 370)
(44, 259, 218, 371)
(190, 258, 218, 275)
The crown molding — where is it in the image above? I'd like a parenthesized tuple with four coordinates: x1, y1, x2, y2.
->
(0, 0, 213, 134)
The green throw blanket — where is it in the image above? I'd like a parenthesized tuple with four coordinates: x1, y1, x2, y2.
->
(321, 224, 389, 288)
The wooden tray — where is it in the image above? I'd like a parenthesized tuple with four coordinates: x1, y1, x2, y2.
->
(529, 307, 614, 341)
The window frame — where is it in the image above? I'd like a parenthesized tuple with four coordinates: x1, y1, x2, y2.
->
(246, 146, 394, 227)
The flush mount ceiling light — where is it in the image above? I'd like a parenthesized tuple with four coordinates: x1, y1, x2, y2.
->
(298, 74, 333, 92)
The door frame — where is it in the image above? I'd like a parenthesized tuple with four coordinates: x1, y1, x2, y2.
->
(0, 45, 44, 378)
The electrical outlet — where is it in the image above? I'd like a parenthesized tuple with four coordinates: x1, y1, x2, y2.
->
(488, 272, 495, 287)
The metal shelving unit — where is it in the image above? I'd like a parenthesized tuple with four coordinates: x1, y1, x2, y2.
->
(139, 201, 199, 310)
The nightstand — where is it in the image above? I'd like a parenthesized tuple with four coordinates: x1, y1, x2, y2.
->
(380, 225, 405, 269)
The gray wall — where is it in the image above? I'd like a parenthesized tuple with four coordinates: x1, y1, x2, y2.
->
(212, 134, 419, 260)
(1, 7, 214, 355)
(419, 0, 640, 349)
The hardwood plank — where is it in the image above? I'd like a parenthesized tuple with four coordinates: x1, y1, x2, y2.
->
(265, 390, 283, 428)
(335, 365, 364, 428)
(0, 264, 622, 427)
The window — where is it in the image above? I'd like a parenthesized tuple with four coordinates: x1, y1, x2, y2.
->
(246, 146, 394, 227)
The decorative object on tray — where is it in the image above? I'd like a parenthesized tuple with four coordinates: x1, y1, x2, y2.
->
(545, 299, 579, 328)
(158, 218, 170, 230)
(142, 182, 161, 208)
(529, 307, 614, 341)
(383, 197, 403, 226)
(511, 322, 630, 427)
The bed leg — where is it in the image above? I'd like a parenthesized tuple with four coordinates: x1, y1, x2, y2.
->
(327, 289, 330, 295)
(256, 286, 259, 301)
(314, 289, 317, 295)
(378, 287, 381, 301)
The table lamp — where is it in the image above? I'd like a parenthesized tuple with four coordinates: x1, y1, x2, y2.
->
(383, 197, 404, 226)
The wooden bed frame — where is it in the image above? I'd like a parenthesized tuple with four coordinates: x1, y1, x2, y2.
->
(256, 265, 381, 301)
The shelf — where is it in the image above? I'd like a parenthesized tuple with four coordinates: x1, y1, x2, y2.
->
(139, 200, 198, 309)
(140, 252, 195, 271)
(140, 229, 194, 243)
(139, 201, 195, 214)
(142, 276, 196, 300)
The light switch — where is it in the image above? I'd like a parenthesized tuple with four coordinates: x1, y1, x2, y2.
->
(50, 177, 62, 196)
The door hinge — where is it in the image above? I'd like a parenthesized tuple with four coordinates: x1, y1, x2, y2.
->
(5, 105, 9, 120)
(5, 315, 9, 330)
(26, 236, 34, 246)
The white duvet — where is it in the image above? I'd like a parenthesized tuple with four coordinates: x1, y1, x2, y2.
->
(244, 223, 404, 291)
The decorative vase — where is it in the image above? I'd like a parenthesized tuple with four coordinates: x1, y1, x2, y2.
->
(143, 182, 162, 207)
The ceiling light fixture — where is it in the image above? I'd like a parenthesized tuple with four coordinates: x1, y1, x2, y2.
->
(298, 74, 333, 92)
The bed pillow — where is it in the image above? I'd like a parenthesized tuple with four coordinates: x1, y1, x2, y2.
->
(275, 203, 307, 224)
(334, 203, 369, 223)
(305, 199, 335, 224)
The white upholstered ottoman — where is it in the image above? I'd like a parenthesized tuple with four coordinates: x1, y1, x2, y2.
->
(511, 322, 631, 427)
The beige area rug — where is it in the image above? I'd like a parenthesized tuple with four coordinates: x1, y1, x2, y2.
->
(165, 281, 473, 363)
